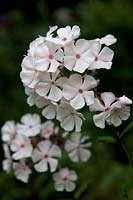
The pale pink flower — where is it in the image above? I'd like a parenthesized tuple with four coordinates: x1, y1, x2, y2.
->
(64, 39, 94, 73)
(63, 74, 97, 109)
(13, 161, 32, 183)
(35, 71, 66, 102)
(16, 113, 41, 137)
(41, 121, 54, 139)
(2, 144, 12, 172)
(65, 132, 92, 162)
(10, 134, 33, 160)
(57, 102, 84, 132)
(34, 41, 63, 72)
(32, 140, 61, 172)
(89, 41, 114, 70)
(53, 168, 77, 192)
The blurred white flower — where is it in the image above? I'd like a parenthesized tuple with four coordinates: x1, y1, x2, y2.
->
(64, 39, 94, 73)
(53, 168, 77, 192)
(16, 113, 41, 137)
(13, 161, 32, 183)
(63, 74, 97, 109)
(41, 121, 54, 139)
(2, 144, 12, 172)
(35, 71, 66, 102)
(65, 132, 92, 162)
(57, 102, 84, 132)
(11, 134, 33, 160)
(32, 140, 61, 172)
(89, 41, 114, 70)
(34, 41, 63, 72)
(1, 120, 16, 143)
(20, 56, 40, 88)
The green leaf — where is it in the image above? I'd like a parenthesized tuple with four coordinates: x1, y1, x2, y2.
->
(74, 179, 91, 199)
(120, 121, 133, 138)
(97, 136, 117, 143)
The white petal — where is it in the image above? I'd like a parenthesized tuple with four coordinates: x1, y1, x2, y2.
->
(36, 82, 51, 97)
(48, 86, 62, 102)
(93, 112, 107, 128)
(100, 34, 117, 46)
(89, 98, 105, 112)
(73, 59, 88, 73)
(79, 148, 91, 162)
(99, 47, 114, 61)
(34, 159, 48, 172)
(54, 183, 64, 191)
(83, 91, 94, 106)
(61, 116, 74, 131)
(74, 116, 82, 132)
(48, 157, 58, 172)
(82, 75, 97, 90)
(42, 104, 56, 119)
(101, 92, 115, 108)
(65, 181, 76, 192)
(38, 140, 51, 153)
(70, 94, 85, 109)
(48, 59, 60, 73)
(49, 145, 62, 157)
(64, 56, 76, 71)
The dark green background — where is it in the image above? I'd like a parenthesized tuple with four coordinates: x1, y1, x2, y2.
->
(0, 0, 133, 199)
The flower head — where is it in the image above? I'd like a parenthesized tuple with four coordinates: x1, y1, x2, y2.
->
(53, 168, 77, 192)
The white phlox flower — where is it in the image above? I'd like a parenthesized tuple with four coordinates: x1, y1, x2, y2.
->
(41, 121, 54, 139)
(89, 41, 114, 70)
(32, 140, 61, 172)
(20, 56, 40, 88)
(35, 71, 66, 102)
(90, 92, 132, 128)
(57, 102, 84, 132)
(65, 132, 92, 162)
(34, 41, 63, 72)
(64, 39, 94, 73)
(13, 161, 32, 183)
(45, 26, 58, 40)
(48, 25, 80, 45)
(89, 92, 116, 128)
(1, 120, 16, 143)
(106, 95, 132, 127)
(16, 113, 41, 137)
(53, 168, 77, 192)
(63, 74, 98, 109)
(10, 134, 33, 160)
(2, 144, 12, 172)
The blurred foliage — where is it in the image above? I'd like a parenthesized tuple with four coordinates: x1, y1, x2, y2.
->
(0, 0, 133, 199)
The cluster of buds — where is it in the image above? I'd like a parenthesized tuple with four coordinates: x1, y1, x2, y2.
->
(20, 25, 132, 131)
(1, 113, 91, 191)
(1, 25, 132, 192)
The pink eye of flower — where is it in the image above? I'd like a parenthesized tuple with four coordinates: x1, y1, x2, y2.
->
(51, 81, 55, 85)
(62, 37, 67, 41)
(48, 54, 53, 59)
(63, 176, 68, 181)
(44, 154, 48, 158)
(95, 56, 99, 61)
(78, 89, 83, 94)
(29, 125, 32, 129)
(20, 144, 25, 148)
(76, 54, 81, 59)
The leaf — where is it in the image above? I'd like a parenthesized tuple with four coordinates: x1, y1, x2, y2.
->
(97, 136, 117, 143)
(74, 179, 91, 199)
(120, 121, 133, 138)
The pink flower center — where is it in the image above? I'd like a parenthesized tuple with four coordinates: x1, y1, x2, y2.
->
(48, 54, 53, 59)
(20, 144, 25, 148)
(44, 154, 48, 158)
(29, 125, 32, 129)
(95, 56, 99, 61)
(76, 54, 81, 59)
(63, 177, 68, 181)
(62, 37, 67, 41)
(50, 81, 55, 85)
(78, 89, 83, 94)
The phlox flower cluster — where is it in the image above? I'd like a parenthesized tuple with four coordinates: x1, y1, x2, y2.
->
(20, 25, 132, 131)
(1, 113, 91, 191)
(1, 25, 132, 193)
